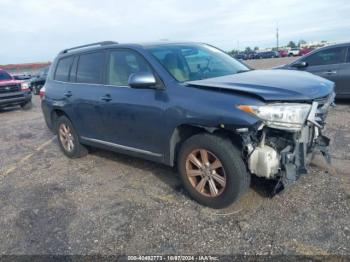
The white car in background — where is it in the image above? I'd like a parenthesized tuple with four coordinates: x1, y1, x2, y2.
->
(287, 48, 300, 56)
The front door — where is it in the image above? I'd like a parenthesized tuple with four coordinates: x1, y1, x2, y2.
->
(98, 49, 166, 156)
(299, 46, 347, 95)
(336, 47, 350, 96)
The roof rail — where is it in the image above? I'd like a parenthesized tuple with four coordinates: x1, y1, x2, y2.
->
(60, 41, 118, 54)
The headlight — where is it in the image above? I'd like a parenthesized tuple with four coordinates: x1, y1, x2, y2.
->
(21, 82, 30, 91)
(237, 103, 312, 131)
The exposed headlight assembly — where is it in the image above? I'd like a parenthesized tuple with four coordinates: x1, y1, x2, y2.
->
(237, 103, 312, 131)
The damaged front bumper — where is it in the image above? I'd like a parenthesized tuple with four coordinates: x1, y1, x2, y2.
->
(241, 92, 335, 193)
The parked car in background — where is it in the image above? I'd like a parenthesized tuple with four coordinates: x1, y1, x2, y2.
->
(0, 69, 32, 109)
(299, 47, 314, 56)
(287, 48, 300, 56)
(256, 51, 279, 59)
(12, 73, 32, 80)
(29, 66, 49, 94)
(42, 41, 334, 208)
(246, 52, 259, 60)
(279, 49, 288, 57)
(277, 42, 350, 98)
(234, 52, 247, 60)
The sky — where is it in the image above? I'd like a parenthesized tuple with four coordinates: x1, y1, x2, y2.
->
(0, 0, 349, 64)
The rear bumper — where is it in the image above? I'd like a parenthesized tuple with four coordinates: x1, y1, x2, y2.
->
(41, 99, 54, 131)
(0, 91, 32, 107)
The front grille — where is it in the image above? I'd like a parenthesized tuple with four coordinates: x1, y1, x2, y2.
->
(0, 84, 20, 94)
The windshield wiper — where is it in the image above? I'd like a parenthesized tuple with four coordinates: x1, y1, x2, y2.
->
(236, 70, 251, 74)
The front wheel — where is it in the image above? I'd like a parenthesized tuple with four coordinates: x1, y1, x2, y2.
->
(177, 133, 250, 209)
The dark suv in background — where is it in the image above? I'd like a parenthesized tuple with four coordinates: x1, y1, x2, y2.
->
(279, 42, 350, 98)
(29, 66, 49, 95)
(42, 41, 334, 208)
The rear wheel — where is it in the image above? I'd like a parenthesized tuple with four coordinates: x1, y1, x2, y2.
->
(56, 116, 88, 158)
(178, 133, 250, 208)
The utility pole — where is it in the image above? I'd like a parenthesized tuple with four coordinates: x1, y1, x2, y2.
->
(276, 24, 279, 51)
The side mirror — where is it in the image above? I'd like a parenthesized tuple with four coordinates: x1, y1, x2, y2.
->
(128, 72, 157, 88)
(292, 61, 308, 69)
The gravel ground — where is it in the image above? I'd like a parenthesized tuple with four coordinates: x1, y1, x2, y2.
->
(244, 56, 297, 69)
(0, 58, 349, 256)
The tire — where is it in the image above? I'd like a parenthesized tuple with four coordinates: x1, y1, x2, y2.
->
(177, 133, 250, 209)
(55, 115, 88, 158)
(21, 101, 32, 110)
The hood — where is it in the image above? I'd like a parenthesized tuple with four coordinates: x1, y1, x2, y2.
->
(0, 79, 22, 85)
(186, 69, 334, 101)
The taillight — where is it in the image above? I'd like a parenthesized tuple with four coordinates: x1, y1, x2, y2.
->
(39, 87, 45, 99)
(21, 82, 30, 92)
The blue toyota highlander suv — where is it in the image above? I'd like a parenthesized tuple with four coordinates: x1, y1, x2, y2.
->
(41, 41, 335, 208)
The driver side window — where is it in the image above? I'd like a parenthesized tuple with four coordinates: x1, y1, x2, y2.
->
(303, 47, 346, 66)
(107, 50, 152, 86)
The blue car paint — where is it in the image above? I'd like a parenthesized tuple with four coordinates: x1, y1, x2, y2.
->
(41, 43, 334, 166)
(187, 69, 334, 101)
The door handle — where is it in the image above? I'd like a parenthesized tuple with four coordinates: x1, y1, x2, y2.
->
(100, 94, 112, 102)
(64, 91, 72, 97)
(324, 70, 337, 75)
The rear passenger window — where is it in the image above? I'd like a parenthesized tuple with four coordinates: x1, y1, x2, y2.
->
(55, 57, 73, 82)
(77, 52, 105, 84)
(304, 47, 346, 66)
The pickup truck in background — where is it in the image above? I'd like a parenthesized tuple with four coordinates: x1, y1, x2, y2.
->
(287, 48, 300, 56)
(0, 69, 32, 110)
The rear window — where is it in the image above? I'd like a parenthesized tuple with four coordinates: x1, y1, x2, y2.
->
(76, 52, 105, 84)
(55, 57, 73, 82)
(0, 70, 12, 81)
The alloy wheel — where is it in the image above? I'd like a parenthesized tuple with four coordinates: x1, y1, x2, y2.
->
(59, 123, 74, 152)
(185, 149, 226, 197)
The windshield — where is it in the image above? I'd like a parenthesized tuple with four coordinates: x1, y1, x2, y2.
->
(0, 70, 13, 81)
(147, 43, 249, 82)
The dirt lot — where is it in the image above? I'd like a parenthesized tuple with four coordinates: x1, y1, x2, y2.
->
(244, 56, 297, 69)
(0, 58, 349, 256)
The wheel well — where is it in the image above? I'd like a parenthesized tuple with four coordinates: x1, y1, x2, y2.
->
(169, 124, 243, 166)
(50, 109, 67, 131)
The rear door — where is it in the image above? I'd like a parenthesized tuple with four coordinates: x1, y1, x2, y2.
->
(300, 46, 347, 94)
(336, 47, 350, 96)
(65, 51, 109, 140)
